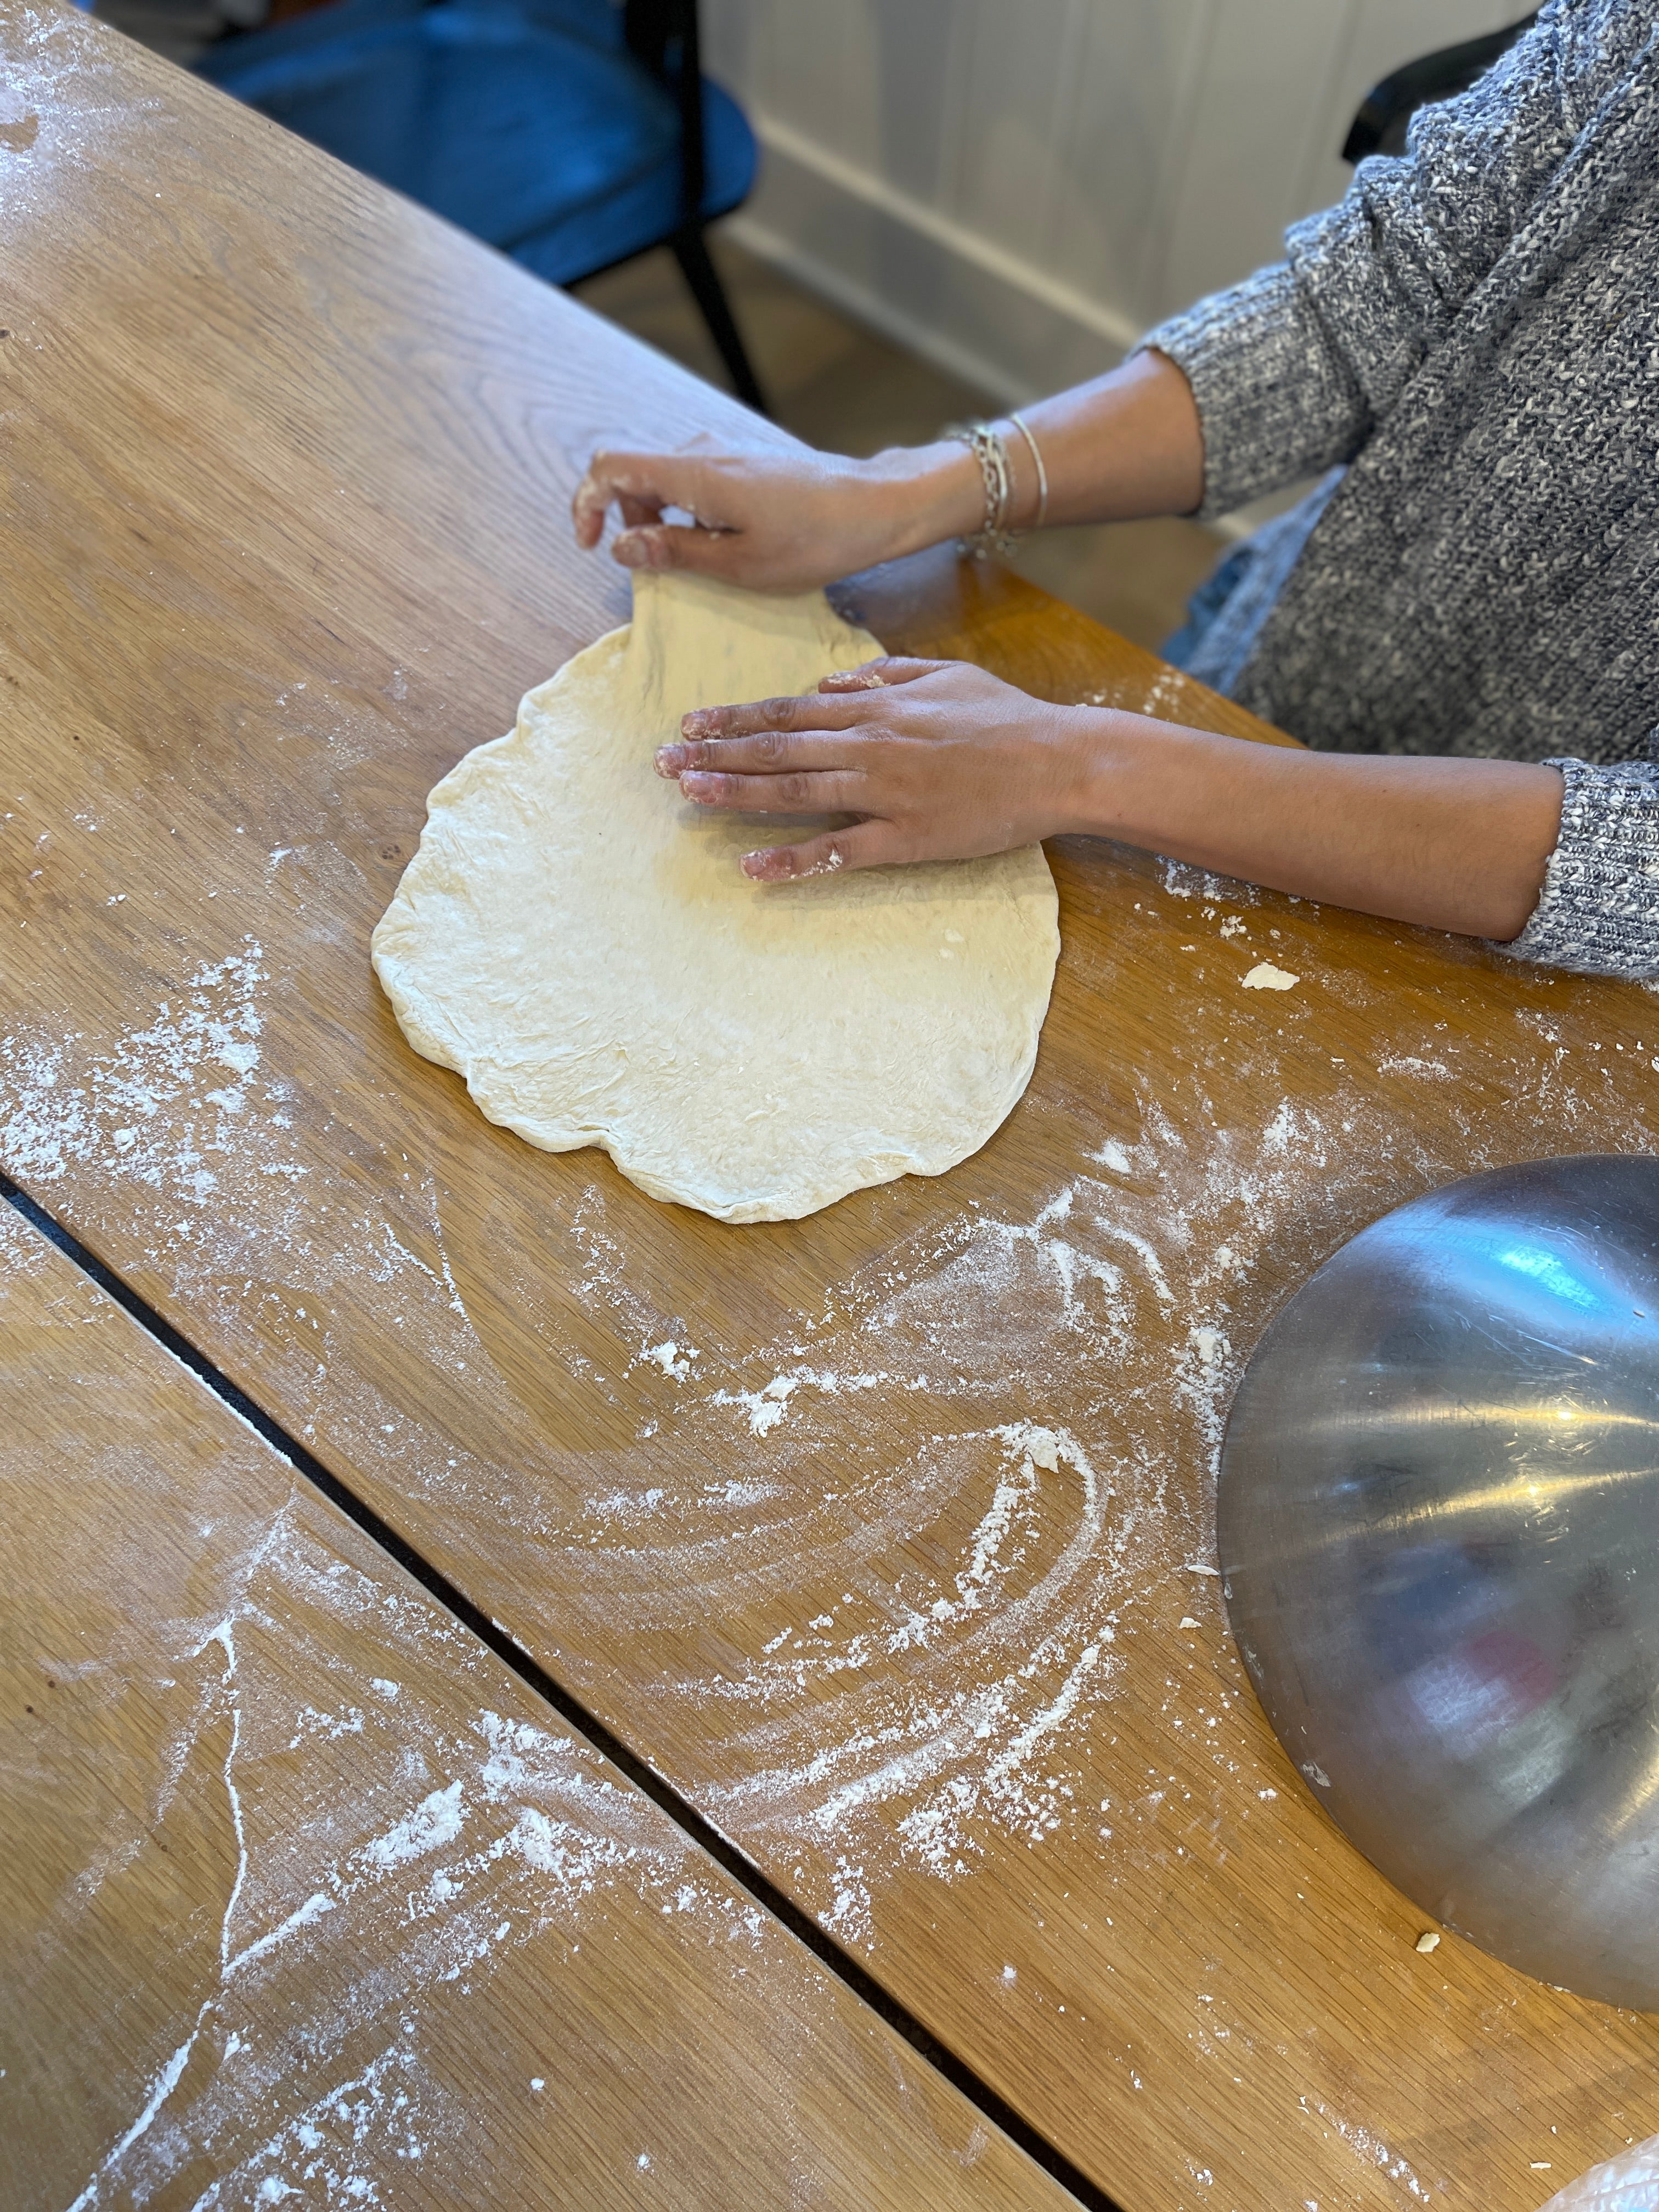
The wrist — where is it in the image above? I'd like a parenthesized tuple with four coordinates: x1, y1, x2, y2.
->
(861, 442, 984, 560)
(1054, 705, 1146, 838)
(1061, 705, 1222, 847)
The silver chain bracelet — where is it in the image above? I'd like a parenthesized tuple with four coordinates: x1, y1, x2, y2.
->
(947, 420, 1019, 558)
(947, 415, 1049, 556)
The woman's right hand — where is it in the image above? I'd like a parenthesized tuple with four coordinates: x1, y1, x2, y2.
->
(571, 433, 978, 593)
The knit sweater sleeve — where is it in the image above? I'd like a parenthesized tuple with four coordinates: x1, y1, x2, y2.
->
(1142, 0, 1641, 517)
(1496, 756, 1659, 977)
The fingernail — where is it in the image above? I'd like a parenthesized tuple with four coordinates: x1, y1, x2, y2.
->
(613, 534, 645, 568)
(740, 849, 770, 877)
(682, 771, 714, 800)
(654, 744, 686, 776)
(681, 708, 715, 736)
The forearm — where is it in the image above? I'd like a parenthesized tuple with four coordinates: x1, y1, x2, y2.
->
(1076, 710, 1564, 941)
(876, 349, 1206, 558)
(576, 346, 1204, 587)
(662, 656, 1564, 939)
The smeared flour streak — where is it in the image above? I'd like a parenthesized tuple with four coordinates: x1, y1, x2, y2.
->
(1301, 2096, 1438, 2203)
(557, 1031, 1640, 1959)
(44, 1499, 746, 2208)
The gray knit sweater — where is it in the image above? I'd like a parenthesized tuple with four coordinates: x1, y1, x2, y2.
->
(1144, 0, 1659, 977)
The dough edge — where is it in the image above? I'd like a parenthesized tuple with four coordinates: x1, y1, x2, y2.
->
(371, 600, 1060, 1223)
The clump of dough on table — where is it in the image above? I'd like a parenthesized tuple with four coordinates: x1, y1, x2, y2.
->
(372, 572, 1059, 1222)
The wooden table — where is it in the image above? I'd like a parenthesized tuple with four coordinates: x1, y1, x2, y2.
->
(0, 1204, 1068, 2210)
(3, 6, 1657, 2208)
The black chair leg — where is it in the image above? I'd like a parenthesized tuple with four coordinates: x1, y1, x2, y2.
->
(672, 224, 769, 415)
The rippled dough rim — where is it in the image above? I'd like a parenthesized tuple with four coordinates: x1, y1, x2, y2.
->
(372, 572, 1060, 1223)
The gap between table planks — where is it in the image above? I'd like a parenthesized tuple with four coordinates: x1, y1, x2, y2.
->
(0, 1200, 1075, 2211)
(2, 7, 1656, 2209)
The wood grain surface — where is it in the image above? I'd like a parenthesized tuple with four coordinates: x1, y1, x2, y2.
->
(0, 1203, 1069, 2210)
(3, 9, 1657, 2210)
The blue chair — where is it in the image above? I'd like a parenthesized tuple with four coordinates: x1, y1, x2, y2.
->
(196, 0, 768, 409)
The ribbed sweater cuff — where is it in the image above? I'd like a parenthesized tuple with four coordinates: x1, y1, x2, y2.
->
(1496, 755, 1659, 977)
(1142, 262, 1367, 520)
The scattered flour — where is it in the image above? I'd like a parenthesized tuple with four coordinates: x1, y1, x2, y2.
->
(1, 941, 281, 1206)
(41, 1488, 754, 2210)
(1377, 1056, 1453, 1081)
(10, 793, 1651, 2166)
(521, 1023, 1656, 1974)
(1299, 2095, 1440, 2203)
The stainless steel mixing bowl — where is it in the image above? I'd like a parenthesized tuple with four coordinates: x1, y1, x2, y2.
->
(1218, 1154, 1659, 2009)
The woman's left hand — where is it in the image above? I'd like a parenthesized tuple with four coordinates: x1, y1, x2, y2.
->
(653, 658, 1091, 880)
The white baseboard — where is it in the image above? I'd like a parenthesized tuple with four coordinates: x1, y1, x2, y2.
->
(724, 211, 1008, 410)
(726, 112, 1142, 413)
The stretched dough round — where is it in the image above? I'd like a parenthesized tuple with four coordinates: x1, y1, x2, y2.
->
(372, 572, 1059, 1223)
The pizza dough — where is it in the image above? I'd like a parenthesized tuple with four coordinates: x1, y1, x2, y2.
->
(371, 571, 1059, 1223)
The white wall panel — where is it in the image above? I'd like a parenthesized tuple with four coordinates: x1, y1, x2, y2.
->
(946, 0, 1078, 250)
(874, 0, 981, 210)
(706, 0, 1521, 411)
(1156, 0, 1355, 318)
(1045, 0, 1212, 315)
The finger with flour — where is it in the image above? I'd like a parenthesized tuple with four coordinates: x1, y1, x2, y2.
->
(656, 685, 885, 779)
(818, 657, 940, 692)
(741, 826, 899, 881)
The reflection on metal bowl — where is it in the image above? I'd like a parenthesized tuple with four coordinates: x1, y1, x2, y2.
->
(1218, 1155, 1659, 2010)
